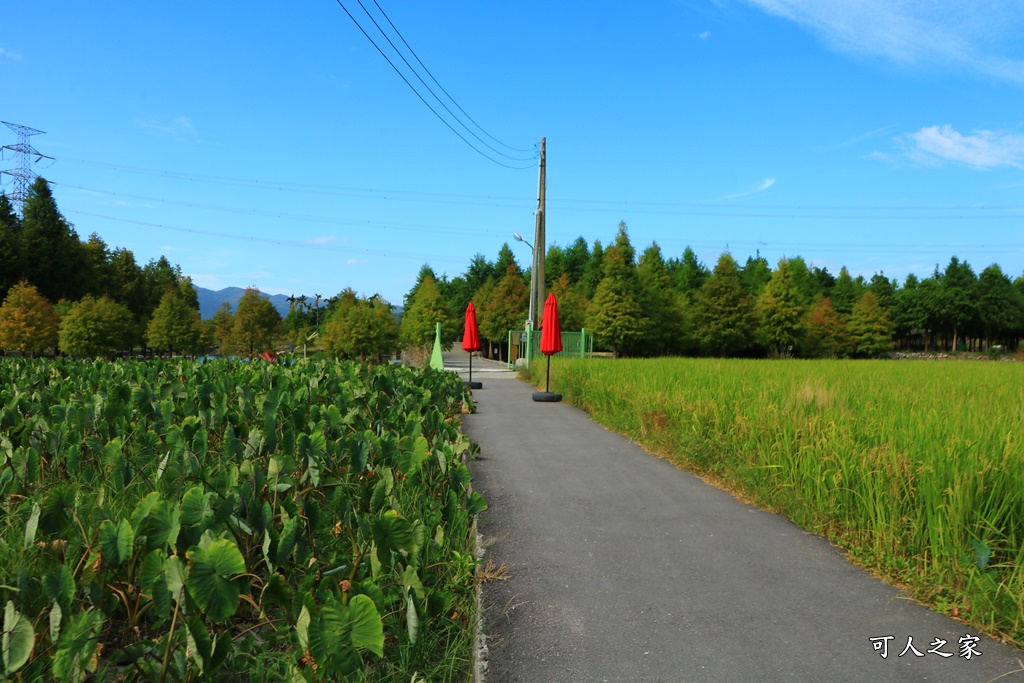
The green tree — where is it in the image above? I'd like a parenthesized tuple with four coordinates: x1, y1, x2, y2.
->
(562, 237, 590, 284)
(211, 302, 235, 352)
(938, 256, 977, 351)
(739, 253, 772, 298)
(694, 253, 755, 357)
(547, 272, 588, 333)
(671, 246, 709, 298)
(0, 281, 59, 356)
(586, 227, 645, 358)
(801, 296, 851, 358)
(976, 264, 1024, 349)
(145, 285, 205, 355)
(831, 266, 861, 316)
(868, 272, 898, 315)
(0, 194, 23, 301)
(847, 292, 895, 357)
(581, 240, 604, 299)
(400, 273, 456, 350)
(58, 295, 135, 357)
(478, 265, 529, 360)
(637, 242, 687, 356)
(20, 177, 86, 302)
(322, 290, 400, 361)
(755, 259, 807, 356)
(232, 288, 283, 356)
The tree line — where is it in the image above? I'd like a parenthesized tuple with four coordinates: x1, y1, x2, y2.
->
(406, 222, 1024, 359)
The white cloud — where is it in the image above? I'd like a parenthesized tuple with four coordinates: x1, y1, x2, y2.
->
(895, 125, 1024, 169)
(138, 115, 200, 141)
(345, 258, 369, 266)
(0, 47, 22, 61)
(736, 0, 1024, 84)
(720, 177, 776, 200)
(698, 31, 712, 40)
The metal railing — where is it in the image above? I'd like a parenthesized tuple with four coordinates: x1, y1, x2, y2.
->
(507, 329, 594, 368)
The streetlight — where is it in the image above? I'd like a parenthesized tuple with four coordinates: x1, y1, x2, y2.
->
(512, 233, 535, 330)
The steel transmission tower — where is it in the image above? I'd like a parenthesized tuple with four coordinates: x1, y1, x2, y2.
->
(2, 121, 53, 213)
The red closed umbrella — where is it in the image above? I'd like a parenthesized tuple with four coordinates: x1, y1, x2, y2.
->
(462, 302, 482, 388)
(539, 293, 561, 395)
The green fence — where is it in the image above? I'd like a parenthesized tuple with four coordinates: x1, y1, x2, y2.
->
(507, 328, 594, 368)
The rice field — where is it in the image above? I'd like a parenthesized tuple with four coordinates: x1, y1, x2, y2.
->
(534, 357, 1024, 645)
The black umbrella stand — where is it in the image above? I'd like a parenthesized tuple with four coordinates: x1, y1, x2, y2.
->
(532, 354, 561, 402)
(464, 352, 482, 390)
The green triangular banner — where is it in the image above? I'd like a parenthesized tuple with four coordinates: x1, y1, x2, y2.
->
(430, 322, 444, 370)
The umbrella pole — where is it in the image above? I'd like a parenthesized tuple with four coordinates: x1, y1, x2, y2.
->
(469, 352, 473, 384)
(545, 354, 551, 393)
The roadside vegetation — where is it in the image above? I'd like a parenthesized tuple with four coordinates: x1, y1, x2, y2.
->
(526, 357, 1024, 646)
(0, 356, 484, 681)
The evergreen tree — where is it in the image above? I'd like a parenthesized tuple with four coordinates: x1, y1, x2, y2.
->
(403, 264, 441, 310)
(586, 228, 645, 358)
(848, 292, 895, 357)
(637, 242, 687, 356)
(146, 285, 205, 355)
(786, 256, 819, 303)
(478, 264, 529, 360)
(322, 290, 400, 361)
(755, 258, 807, 356)
(20, 177, 85, 302)
(581, 240, 604, 299)
(672, 246, 709, 298)
(232, 288, 283, 356)
(400, 273, 456, 350)
(562, 237, 590, 284)
(547, 272, 588, 333)
(0, 281, 59, 356)
(938, 256, 978, 351)
(58, 295, 135, 357)
(893, 273, 927, 349)
(0, 194, 23, 301)
(494, 243, 518, 275)
(739, 253, 772, 298)
(976, 264, 1024, 348)
(694, 254, 756, 356)
(211, 302, 235, 352)
(810, 265, 836, 298)
(831, 266, 861, 316)
(801, 297, 851, 358)
(868, 272, 898, 314)
(544, 244, 566, 286)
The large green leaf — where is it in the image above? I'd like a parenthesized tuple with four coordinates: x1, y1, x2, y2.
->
(100, 519, 134, 566)
(23, 502, 40, 548)
(276, 517, 299, 567)
(180, 486, 214, 527)
(186, 538, 246, 622)
(309, 594, 384, 677)
(52, 609, 103, 683)
(42, 567, 76, 608)
(2, 601, 34, 676)
(371, 510, 414, 569)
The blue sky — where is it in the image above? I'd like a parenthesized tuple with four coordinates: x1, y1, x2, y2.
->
(3, 1, 1023, 305)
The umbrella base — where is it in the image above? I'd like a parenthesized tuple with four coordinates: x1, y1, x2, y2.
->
(532, 391, 562, 403)
(463, 380, 483, 389)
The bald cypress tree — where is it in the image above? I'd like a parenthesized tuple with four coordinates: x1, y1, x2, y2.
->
(695, 254, 755, 357)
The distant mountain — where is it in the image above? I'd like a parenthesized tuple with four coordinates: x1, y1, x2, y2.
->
(195, 286, 292, 320)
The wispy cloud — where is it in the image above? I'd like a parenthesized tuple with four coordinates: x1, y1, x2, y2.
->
(698, 31, 712, 40)
(887, 125, 1024, 169)
(307, 236, 338, 245)
(736, 1, 1024, 84)
(720, 177, 776, 200)
(0, 47, 22, 61)
(820, 125, 896, 153)
(137, 115, 201, 141)
(346, 258, 369, 266)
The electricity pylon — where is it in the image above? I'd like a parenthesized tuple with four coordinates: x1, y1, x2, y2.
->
(2, 121, 53, 213)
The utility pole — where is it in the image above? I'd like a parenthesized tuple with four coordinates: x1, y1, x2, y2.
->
(2, 121, 52, 214)
(529, 137, 546, 329)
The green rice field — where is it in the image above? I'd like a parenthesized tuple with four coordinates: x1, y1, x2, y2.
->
(530, 357, 1024, 645)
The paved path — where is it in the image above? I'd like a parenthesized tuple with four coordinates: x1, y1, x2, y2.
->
(445, 350, 1024, 682)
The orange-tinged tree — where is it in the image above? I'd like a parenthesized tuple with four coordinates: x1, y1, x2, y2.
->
(0, 281, 59, 356)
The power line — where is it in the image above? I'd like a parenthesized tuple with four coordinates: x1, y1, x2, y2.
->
(55, 157, 1024, 217)
(332, 0, 536, 169)
(62, 209, 468, 265)
(369, 0, 534, 153)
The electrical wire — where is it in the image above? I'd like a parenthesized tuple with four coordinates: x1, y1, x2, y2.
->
(354, 0, 534, 161)
(62, 209, 468, 265)
(369, 0, 535, 154)
(332, 0, 536, 170)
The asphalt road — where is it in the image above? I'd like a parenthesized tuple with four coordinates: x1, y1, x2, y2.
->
(445, 350, 1024, 683)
